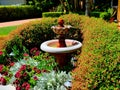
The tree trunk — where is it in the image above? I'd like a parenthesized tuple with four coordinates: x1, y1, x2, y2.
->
(117, 0, 120, 29)
(85, 0, 91, 16)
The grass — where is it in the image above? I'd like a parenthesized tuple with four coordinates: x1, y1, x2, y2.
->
(0, 25, 18, 36)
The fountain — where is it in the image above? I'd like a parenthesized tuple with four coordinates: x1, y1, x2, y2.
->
(40, 18, 82, 67)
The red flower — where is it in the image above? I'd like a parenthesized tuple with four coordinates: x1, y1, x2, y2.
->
(20, 65, 26, 71)
(13, 79, 19, 84)
(33, 67, 41, 74)
(35, 51, 40, 56)
(23, 72, 28, 77)
(30, 47, 37, 53)
(3, 71, 8, 76)
(16, 86, 21, 90)
(30, 47, 40, 56)
(15, 71, 21, 78)
(22, 82, 30, 90)
(33, 76, 38, 80)
(0, 77, 6, 85)
(0, 51, 3, 55)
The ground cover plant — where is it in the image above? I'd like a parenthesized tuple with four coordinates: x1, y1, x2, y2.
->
(0, 14, 119, 90)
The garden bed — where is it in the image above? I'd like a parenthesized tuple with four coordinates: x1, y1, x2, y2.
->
(0, 14, 119, 90)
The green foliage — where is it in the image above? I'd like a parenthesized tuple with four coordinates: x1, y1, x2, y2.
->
(31, 0, 59, 12)
(4, 36, 29, 62)
(90, 12, 101, 17)
(33, 53, 57, 71)
(56, 4, 64, 12)
(42, 12, 64, 17)
(100, 12, 111, 21)
(33, 71, 72, 90)
(19, 18, 57, 49)
(0, 5, 41, 22)
(7, 14, 82, 51)
(78, 16, 120, 89)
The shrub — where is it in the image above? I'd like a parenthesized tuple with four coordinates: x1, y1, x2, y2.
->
(33, 71, 72, 90)
(4, 36, 29, 62)
(90, 11, 101, 17)
(0, 5, 41, 22)
(42, 12, 64, 17)
(100, 12, 111, 21)
(5, 14, 82, 51)
(71, 15, 119, 90)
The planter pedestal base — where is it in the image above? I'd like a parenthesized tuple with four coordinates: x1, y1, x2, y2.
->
(51, 53, 70, 67)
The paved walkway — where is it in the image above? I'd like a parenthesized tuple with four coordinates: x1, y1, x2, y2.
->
(0, 18, 41, 27)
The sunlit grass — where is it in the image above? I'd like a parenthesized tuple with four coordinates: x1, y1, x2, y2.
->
(0, 25, 18, 36)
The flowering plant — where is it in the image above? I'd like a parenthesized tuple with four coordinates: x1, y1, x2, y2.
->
(9, 53, 53, 90)
(12, 64, 41, 90)
(0, 64, 13, 85)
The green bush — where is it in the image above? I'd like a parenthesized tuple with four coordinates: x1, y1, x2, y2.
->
(5, 14, 82, 51)
(90, 11, 101, 17)
(72, 15, 120, 90)
(100, 12, 111, 20)
(42, 12, 64, 17)
(0, 5, 42, 22)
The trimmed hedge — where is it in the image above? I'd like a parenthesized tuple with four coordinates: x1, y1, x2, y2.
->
(42, 12, 64, 17)
(0, 5, 42, 22)
(71, 16, 119, 90)
(78, 11, 102, 18)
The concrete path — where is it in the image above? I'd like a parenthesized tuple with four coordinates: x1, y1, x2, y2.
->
(0, 18, 41, 27)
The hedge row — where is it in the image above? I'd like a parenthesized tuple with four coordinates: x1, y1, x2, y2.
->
(71, 16, 119, 90)
(0, 5, 42, 22)
(42, 12, 64, 17)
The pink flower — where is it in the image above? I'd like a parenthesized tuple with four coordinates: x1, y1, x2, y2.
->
(15, 71, 21, 78)
(0, 51, 3, 55)
(20, 65, 26, 71)
(22, 82, 30, 90)
(30, 47, 38, 53)
(16, 86, 21, 90)
(0, 77, 6, 85)
(35, 51, 40, 56)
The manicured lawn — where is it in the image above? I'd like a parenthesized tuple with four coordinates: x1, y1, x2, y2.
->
(0, 25, 18, 36)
